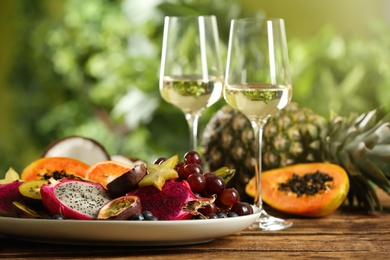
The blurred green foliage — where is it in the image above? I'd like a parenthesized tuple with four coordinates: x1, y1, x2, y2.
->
(2, 0, 390, 175)
(3, 0, 250, 174)
(289, 22, 390, 117)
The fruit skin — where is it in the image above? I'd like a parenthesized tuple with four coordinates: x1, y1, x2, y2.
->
(0, 181, 24, 217)
(246, 163, 350, 217)
(12, 201, 50, 219)
(128, 180, 215, 220)
(84, 160, 133, 189)
(21, 157, 90, 181)
(97, 195, 142, 220)
(40, 178, 112, 220)
(106, 164, 147, 197)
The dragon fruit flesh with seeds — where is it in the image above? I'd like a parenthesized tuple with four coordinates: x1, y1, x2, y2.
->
(0, 181, 23, 217)
(128, 180, 215, 220)
(40, 178, 112, 220)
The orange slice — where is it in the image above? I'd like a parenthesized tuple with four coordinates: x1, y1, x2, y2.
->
(84, 161, 133, 188)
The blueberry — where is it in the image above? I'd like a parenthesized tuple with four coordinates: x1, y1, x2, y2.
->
(141, 211, 153, 220)
(208, 213, 218, 219)
(130, 213, 144, 221)
(227, 211, 239, 218)
(217, 212, 228, 218)
(146, 216, 158, 221)
(193, 214, 206, 220)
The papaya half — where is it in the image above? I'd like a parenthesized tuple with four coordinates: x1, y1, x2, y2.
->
(21, 157, 90, 181)
(246, 163, 350, 217)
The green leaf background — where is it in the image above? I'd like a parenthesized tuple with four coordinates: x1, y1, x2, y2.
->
(1, 0, 390, 175)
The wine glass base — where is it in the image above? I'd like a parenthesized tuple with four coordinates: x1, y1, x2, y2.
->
(248, 210, 293, 231)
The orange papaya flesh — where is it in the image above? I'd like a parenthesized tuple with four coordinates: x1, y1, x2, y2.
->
(21, 157, 90, 181)
(246, 163, 350, 217)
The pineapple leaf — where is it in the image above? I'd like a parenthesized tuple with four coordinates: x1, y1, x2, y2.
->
(354, 109, 378, 130)
(348, 174, 381, 213)
(342, 153, 383, 212)
(356, 160, 390, 194)
(370, 144, 390, 157)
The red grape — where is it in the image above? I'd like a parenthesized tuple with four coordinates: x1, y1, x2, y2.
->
(180, 163, 203, 180)
(184, 151, 202, 165)
(198, 203, 217, 216)
(231, 202, 253, 216)
(203, 172, 214, 179)
(218, 188, 240, 207)
(154, 157, 166, 164)
(175, 162, 185, 174)
(204, 174, 225, 195)
(187, 172, 206, 193)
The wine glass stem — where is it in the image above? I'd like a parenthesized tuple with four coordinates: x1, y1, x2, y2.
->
(185, 112, 201, 151)
(251, 116, 269, 209)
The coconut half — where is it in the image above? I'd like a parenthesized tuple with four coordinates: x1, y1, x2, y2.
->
(43, 136, 111, 165)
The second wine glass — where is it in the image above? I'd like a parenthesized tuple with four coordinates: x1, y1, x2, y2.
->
(159, 15, 224, 151)
(224, 17, 293, 230)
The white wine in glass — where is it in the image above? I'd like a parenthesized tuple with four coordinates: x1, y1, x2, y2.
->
(159, 16, 223, 151)
(224, 18, 293, 230)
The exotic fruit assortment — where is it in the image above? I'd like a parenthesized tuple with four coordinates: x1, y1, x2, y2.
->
(2, 106, 389, 222)
(202, 102, 390, 213)
(0, 142, 254, 221)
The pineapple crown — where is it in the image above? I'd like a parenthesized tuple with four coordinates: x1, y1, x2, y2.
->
(325, 108, 390, 212)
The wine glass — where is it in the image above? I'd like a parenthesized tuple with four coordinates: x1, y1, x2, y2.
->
(224, 18, 293, 230)
(159, 15, 224, 151)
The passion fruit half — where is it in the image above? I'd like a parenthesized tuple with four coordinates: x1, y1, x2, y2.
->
(85, 160, 134, 188)
(106, 164, 147, 197)
(97, 195, 142, 220)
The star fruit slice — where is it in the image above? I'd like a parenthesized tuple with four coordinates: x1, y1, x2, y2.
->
(0, 167, 21, 184)
(138, 155, 179, 190)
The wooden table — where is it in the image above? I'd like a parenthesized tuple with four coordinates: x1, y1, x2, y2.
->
(1, 189, 389, 259)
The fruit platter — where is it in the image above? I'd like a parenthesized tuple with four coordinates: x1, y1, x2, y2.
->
(0, 212, 260, 246)
(2, 99, 390, 246)
(0, 136, 261, 246)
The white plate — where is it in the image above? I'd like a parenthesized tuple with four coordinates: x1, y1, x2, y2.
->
(0, 211, 260, 246)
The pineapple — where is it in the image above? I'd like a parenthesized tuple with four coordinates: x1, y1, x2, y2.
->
(201, 103, 390, 213)
(202, 105, 256, 202)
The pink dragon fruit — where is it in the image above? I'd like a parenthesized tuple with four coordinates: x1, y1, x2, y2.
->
(0, 181, 23, 217)
(40, 178, 112, 220)
(128, 180, 215, 220)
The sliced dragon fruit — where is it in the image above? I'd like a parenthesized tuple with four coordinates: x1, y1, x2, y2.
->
(40, 179, 112, 220)
(0, 181, 24, 217)
(128, 180, 215, 220)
